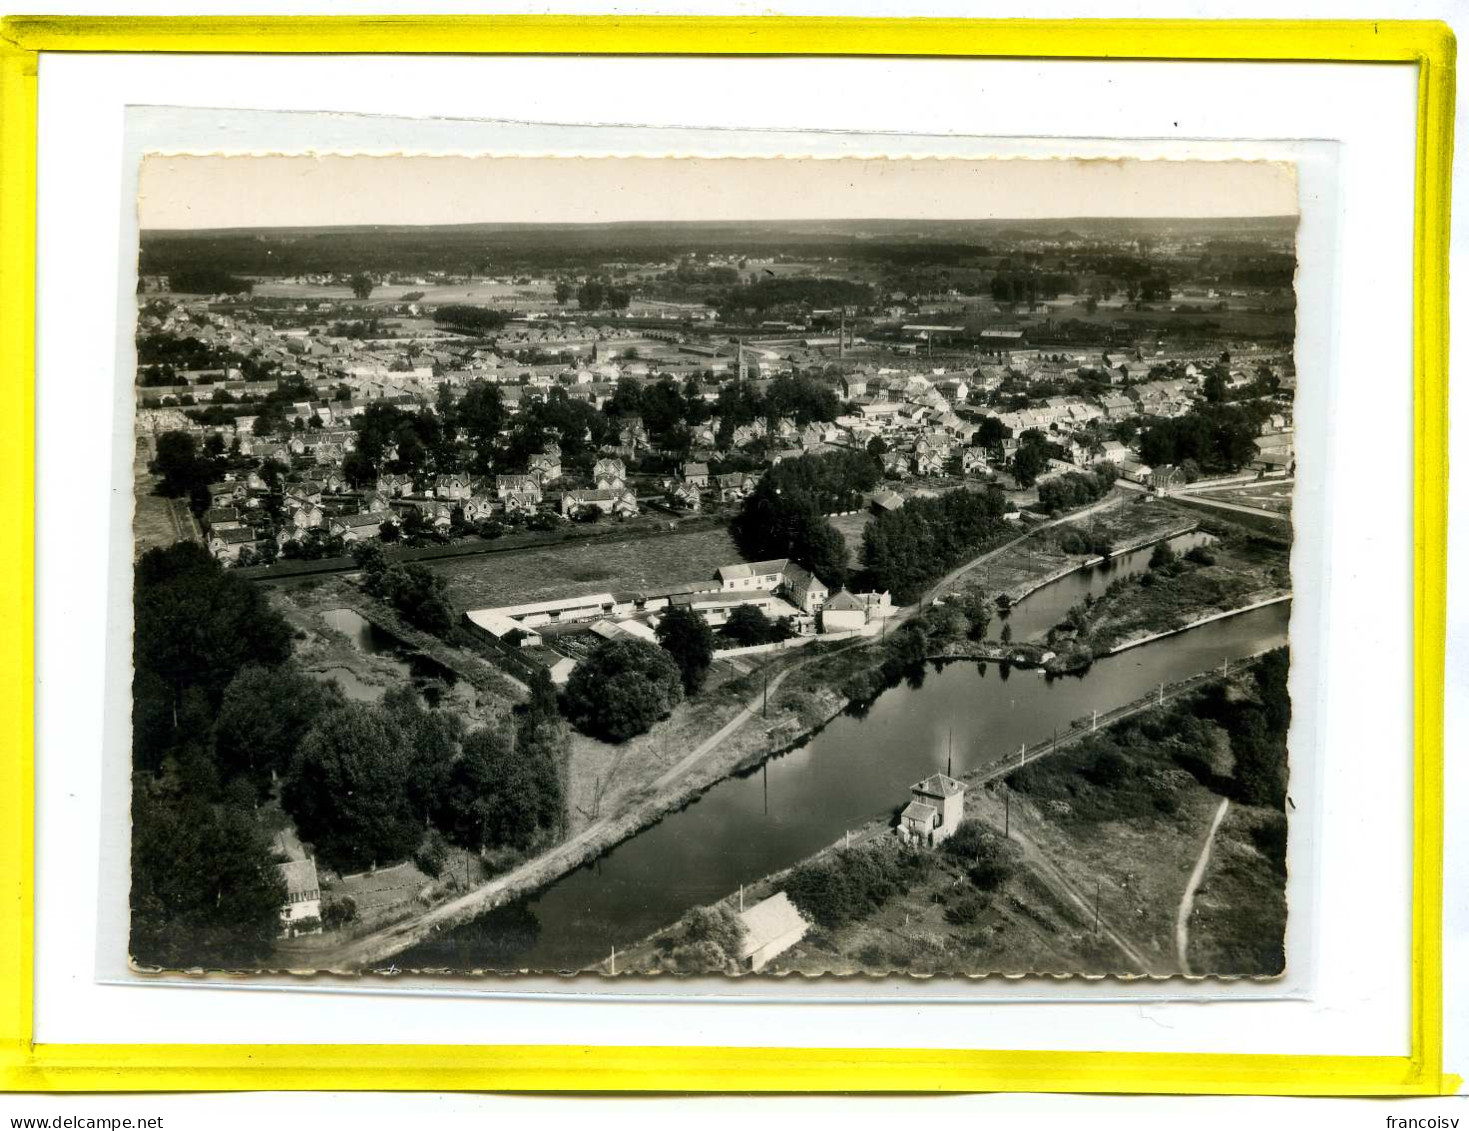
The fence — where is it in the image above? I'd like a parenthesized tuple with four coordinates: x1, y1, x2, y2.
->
(967, 651, 1272, 789)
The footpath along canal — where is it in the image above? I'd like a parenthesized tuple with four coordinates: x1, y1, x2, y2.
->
(401, 568, 1289, 973)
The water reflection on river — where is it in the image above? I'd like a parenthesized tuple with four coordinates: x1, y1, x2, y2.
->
(405, 594, 1288, 973)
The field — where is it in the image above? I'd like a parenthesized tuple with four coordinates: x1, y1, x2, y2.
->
(249, 278, 556, 307)
(424, 523, 744, 611)
(1189, 481, 1294, 517)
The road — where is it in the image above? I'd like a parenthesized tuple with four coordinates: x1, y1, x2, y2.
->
(1176, 797, 1231, 976)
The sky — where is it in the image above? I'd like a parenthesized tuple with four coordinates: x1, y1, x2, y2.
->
(138, 154, 1298, 230)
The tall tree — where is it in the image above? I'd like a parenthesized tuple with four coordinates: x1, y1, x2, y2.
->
(283, 702, 420, 871)
(655, 606, 716, 694)
(213, 663, 344, 796)
(562, 639, 683, 742)
(129, 788, 286, 969)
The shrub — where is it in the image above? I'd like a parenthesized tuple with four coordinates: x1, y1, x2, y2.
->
(415, 829, 450, 878)
(1184, 545, 1217, 566)
(322, 895, 358, 928)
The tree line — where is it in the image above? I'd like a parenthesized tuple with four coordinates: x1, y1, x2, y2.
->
(129, 543, 567, 969)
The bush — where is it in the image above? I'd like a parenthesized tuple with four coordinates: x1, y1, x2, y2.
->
(322, 895, 358, 928)
(944, 895, 988, 925)
(786, 843, 930, 930)
(1183, 545, 1217, 566)
(415, 829, 450, 878)
(941, 820, 1019, 892)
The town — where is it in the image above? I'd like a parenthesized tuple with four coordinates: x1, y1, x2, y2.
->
(128, 215, 1296, 979)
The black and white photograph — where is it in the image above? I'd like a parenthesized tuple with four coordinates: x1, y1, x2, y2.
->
(127, 154, 1298, 980)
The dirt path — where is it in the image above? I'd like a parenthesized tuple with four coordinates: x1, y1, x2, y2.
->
(305, 494, 1131, 970)
(1176, 797, 1231, 976)
(971, 795, 1156, 976)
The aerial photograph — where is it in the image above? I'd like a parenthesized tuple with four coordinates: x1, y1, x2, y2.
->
(127, 156, 1297, 980)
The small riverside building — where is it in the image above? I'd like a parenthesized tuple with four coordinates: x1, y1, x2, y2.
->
(898, 773, 967, 847)
(736, 892, 810, 972)
(275, 858, 322, 936)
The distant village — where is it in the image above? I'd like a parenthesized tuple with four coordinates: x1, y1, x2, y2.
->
(135, 267, 1295, 694)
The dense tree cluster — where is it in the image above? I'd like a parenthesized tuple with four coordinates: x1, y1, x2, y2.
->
(130, 544, 569, 965)
(719, 605, 796, 648)
(356, 547, 456, 636)
(165, 268, 254, 296)
(784, 842, 930, 930)
(861, 486, 1010, 604)
(729, 450, 879, 588)
(711, 276, 871, 318)
(1035, 464, 1117, 514)
(283, 684, 566, 871)
(130, 544, 298, 966)
(576, 278, 632, 311)
(432, 305, 510, 333)
(1138, 403, 1268, 473)
(561, 639, 684, 743)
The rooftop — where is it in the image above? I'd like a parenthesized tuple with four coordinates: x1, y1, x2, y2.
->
(912, 773, 966, 799)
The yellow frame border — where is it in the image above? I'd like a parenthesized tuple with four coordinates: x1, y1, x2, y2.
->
(0, 15, 1456, 1096)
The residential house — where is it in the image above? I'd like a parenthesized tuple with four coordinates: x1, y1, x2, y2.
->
(898, 773, 967, 847)
(680, 461, 711, 489)
(781, 562, 830, 615)
(560, 488, 639, 519)
(715, 558, 787, 593)
(529, 450, 563, 484)
(275, 858, 321, 937)
(496, 474, 543, 502)
(209, 525, 260, 565)
(665, 482, 702, 512)
(330, 511, 395, 542)
(377, 472, 414, 498)
(715, 472, 756, 502)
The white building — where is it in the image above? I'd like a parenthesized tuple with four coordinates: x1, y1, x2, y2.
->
(275, 858, 322, 936)
(736, 892, 810, 972)
(898, 773, 967, 847)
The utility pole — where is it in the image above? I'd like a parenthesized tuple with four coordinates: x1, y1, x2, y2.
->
(1092, 708, 1098, 733)
(739, 884, 745, 912)
(1004, 782, 1010, 839)
(609, 945, 617, 975)
(1019, 742, 1026, 768)
(1093, 880, 1101, 936)
(1158, 681, 1165, 707)
(947, 728, 953, 777)
(763, 669, 769, 718)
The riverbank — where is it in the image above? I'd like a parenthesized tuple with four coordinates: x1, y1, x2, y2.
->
(1048, 520, 1291, 662)
(954, 496, 1201, 606)
(617, 661, 1289, 979)
(284, 499, 1284, 972)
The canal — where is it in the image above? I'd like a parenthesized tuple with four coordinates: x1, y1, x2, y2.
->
(404, 585, 1288, 973)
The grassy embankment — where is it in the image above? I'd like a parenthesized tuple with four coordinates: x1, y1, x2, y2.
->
(618, 665, 1289, 979)
(965, 497, 1203, 605)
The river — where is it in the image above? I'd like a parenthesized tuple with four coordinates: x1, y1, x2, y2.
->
(403, 546, 1287, 973)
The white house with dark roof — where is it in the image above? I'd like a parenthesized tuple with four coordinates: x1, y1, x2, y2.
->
(899, 773, 967, 847)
